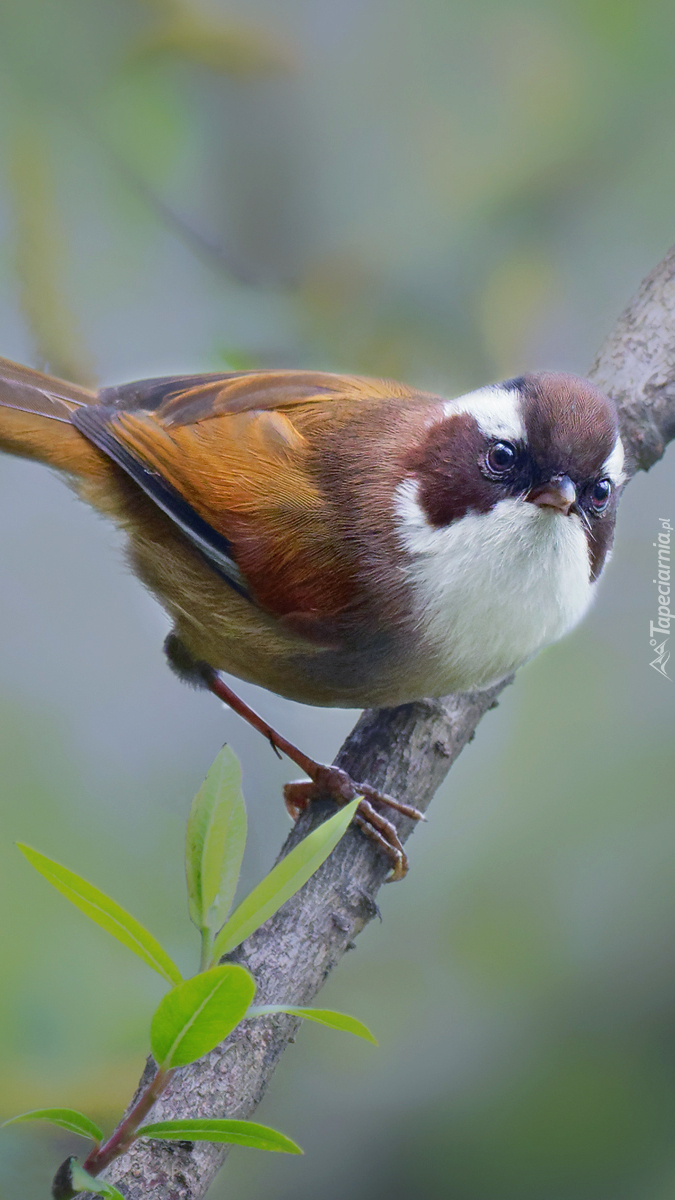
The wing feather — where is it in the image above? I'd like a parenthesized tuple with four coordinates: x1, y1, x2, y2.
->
(0, 356, 96, 420)
(79, 369, 432, 621)
(72, 407, 251, 599)
(98, 369, 418, 426)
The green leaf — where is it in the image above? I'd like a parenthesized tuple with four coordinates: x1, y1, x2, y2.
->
(16, 844, 181, 986)
(210, 798, 360, 962)
(70, 1162, 126, 1198)
(150, 964, 255, 1069)
(137, 1118, 302, 1154)
(247, 1006, 378, 1045)
(2, 1108, 103, 1141)
(186, 746, 247, 935)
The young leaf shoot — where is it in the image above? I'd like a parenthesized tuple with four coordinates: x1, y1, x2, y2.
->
(247, 1006, 377, 1044)
(150, 964, 256, 1069)
(137, 1119, 302, 1154)
(185, 745, 247, 970)
(2, 1108, 103, 1142)
(16, 844, 181, 985)
(210, 797, 360, 962)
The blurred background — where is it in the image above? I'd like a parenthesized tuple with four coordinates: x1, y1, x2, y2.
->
(0, 0, 674, 1197)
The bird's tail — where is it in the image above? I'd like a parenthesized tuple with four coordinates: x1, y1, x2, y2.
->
(0, 356, 107, 479)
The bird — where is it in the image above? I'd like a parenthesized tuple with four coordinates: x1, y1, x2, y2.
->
(0, 358, 625, 877)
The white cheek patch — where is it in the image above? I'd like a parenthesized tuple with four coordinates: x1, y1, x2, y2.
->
(443, 385, 526, 444)
(395, 479, 595, 692)
(602, 434, 626, 485)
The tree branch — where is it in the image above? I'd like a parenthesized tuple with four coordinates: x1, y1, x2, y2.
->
(93, 246, 675, 1199)
(590, 244, 675, 472)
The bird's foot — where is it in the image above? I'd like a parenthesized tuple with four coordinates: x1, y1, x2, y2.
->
(283, 766, 425, 883)
(192, 660, 424, 882)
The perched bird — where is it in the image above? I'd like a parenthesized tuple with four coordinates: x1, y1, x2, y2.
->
(0, 359, 625, 876)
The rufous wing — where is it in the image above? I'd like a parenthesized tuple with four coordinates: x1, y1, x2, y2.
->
(73, 370, 416, 626)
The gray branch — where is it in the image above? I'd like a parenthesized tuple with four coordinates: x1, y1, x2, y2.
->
(96, 246, 675, 1199)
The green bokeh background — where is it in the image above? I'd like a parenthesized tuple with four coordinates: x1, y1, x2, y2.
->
(0, 1, 674, 1197)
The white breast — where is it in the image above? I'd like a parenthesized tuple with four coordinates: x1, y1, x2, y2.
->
(395, 480, 596, 693)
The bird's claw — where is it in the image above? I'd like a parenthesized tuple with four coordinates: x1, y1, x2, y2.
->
(283, 767, 424, 882)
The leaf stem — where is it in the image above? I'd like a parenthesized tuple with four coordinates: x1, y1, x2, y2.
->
(199, 926, 214, 973)
(82, 1066, 173, 1177)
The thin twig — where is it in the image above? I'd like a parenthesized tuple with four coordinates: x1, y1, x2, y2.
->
(82, 1068, 171, 1177)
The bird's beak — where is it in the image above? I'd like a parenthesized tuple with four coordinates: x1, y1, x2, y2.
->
(527, 474, 576, 515)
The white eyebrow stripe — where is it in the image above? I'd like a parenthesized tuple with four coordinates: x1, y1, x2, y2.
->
(442, 385, 526, 443)
(602, 435, 626, 484)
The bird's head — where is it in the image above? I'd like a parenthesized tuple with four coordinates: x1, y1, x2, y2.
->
(403, 371, 624, 583)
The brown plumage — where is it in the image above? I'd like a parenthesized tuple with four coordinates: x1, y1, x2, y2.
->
(0, 358, 105, 476)
(0, 357, 443, 706)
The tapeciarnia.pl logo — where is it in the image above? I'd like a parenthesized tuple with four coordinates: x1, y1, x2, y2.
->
(650, 517, 672, 680)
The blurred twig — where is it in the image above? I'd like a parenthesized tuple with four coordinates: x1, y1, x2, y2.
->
(99, 135, 279, 288)
(92, 247, 675, 1199)
(121, 0, 294, 285)
(3, 2, 295, 297)
(129, 2, 293, 77)
(8, 123, 96, 387)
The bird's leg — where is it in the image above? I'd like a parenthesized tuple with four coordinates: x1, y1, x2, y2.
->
(198, 664, 423, 881)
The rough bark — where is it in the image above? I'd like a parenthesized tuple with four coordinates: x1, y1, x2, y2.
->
(93, 247, 675, 1199)
(590, 243, 675, 472)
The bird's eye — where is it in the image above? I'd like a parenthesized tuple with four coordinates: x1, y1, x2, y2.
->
(486, 441, 516, 474)
(590, 478, 612, 513)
